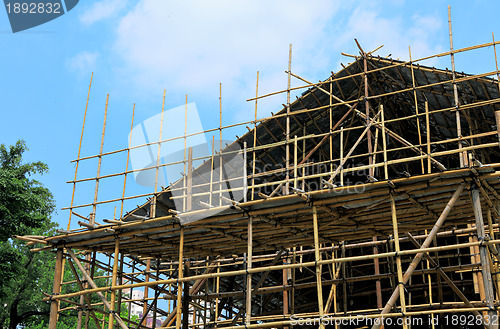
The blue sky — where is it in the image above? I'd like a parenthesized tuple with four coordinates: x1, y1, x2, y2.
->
(1, 0, 500, 229)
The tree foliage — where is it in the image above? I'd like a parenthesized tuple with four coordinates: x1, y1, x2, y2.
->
(0, 141, 140, 328)
(0, 140, 54, 241)
(0, 140, 57, 328)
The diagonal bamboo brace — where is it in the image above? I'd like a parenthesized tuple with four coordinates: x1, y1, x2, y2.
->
(405, 233, 482, 319)
(371, 183, 464, 329)
(67, 250, 129, 329)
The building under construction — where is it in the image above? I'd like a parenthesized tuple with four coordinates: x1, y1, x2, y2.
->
(15, 17, 500, 329)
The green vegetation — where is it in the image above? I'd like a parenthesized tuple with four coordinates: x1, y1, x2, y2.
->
(0, 141, 134, 329)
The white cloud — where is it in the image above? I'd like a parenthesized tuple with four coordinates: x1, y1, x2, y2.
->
(102, 1, 445, 122)
(112, 0, 338, 105)
(79, 0, 127, 26)
(66, 51, 99, 73)
(333, 5, 444, 64)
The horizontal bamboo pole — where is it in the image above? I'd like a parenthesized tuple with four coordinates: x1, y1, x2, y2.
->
(46, 238, 500, 301)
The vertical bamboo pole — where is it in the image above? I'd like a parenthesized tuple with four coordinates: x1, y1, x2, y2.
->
(69, 72, 93, 230)
(252, 71, 259, 200)
(341, 242, 347, 314)
(187, 147, 193, 211)
(246, 216, 253, 326)
(283, 253, 289, 329)
(425, 230, 435, 329)
(209, 135, 215, 206)
(183, 95, 188, 212)
(340, 127, 344, 185)
(152, 91, 166, 218)
(312, 206, 325, 329)
(243, 142, 248, 202)
(219, 84, 223, 207)
(92, 94, 109, 223)
(372, 184, 465, 329)
(120, 103, 135, 218)
(215, 262, 220, 326)
(294, 136, 298, 189)
(108, 240, 120, 329)
(128, 260, 135, 322)
(381, 105, 388, 180)
(364, 52, 374, 177)
(409, 46, 425, 174)
(425, 102, 431, 174)
(176, 228, 185, 329)
(448, 5, 466, 167)
(152, 258, 160, 329)
(492, 33, 500, 148)
(182, 261, 190, 329)
(67, 251, 129, 329)
(471, 188, 496, 328)
(86, 94, 108, 329)
(48, 248, 64, 329)
(285, 44, 292, 195)
(487, 208, 500, 297)
(283, 46, 292, 321)
(390, 192, 408, 329)
(291, 247, 296, 315)
(117, 253, 124, 326)
(373, 237, 382, 311)
(302, 126, 306, 191)
(329, 77, 333, 173)
(142, 259, 151, 327)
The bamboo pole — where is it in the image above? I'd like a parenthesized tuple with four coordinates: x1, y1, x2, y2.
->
(373, 236, 382, 311)
(48, 235, 500, 302)
(92, 94, 109, 223)
(405, 233, 482, 318)
(371, 184, 465, 329)
(244, 142, 248, 202)
(312, 206, 325, 329)
(252, 72, 259, 200)
(329, 77, 333, 174)
(67, 260, 102, 328)
(176, 228, 184, 329)
(48, 248, 64, 329)
(409, 46, 425, 174)
(285, 44, 292, 195)
(67, 250, 129, 329)
(120, 104, 135, 218)
(219, 84, 223, 207)
(425, 102, 431, 173)
(362, 48, 374, 177)
(288, 71, 447, 171)
(152, 91, 166, 218)
(340, 127, 344, 185)
(327, 107, 382, 183)
(142, 260, 151, 327)
(389, 192, 408, 329)
(381, 104, 388, 180)
(69, 72, 93, 230)
(294, 136, 298, 189)
(471, 188, 497, 328)
(109, 240, 120, 329)
(187, 147, 193, 211)
(448, 6, 466, 167)
(486, 208, 500, 297)
(246, 216, 253, 326)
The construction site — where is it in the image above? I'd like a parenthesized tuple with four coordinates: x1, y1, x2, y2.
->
(15, 9, 500, 329)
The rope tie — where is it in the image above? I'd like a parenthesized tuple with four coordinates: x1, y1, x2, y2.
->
(399, 281, 409, 294)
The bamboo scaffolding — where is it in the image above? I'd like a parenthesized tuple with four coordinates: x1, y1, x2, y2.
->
(28, 35, 500, 329)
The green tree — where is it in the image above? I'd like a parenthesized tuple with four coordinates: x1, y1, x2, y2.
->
(0, 141, 138, 328)
(0, 140, 55, 328)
